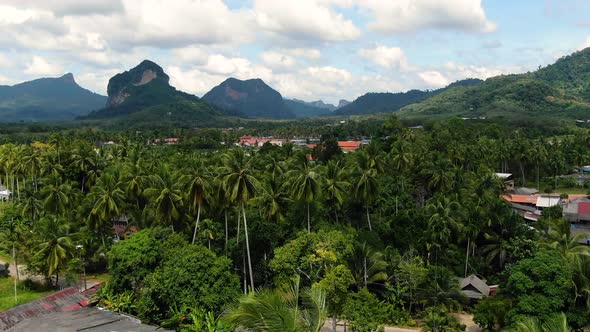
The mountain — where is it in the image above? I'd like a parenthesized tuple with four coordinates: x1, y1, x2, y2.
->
(334, 78, 483, 116)
(399, 47, 590, 120)
(284, 99, 332, 118)
(300, 100, 337, 111)
(84, 60, 228, 122)
(202, 78, 295, 119)
(338, 100, 351, 108)
(0, 73, 106, 122)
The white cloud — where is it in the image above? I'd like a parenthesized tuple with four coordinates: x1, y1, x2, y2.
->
(0, 54, 12, 68)
(358, 45, 409, 70)
(260, 51, 296, 70)
(0, 74, 9, 84)
(24, 56, 63, 76)
(171, 46, 209, 66)
(442, 62, 524, 81)
(0, 0, 124, 16)
(582, 36, 590, 50)
(284, 48, 322, 60)
(254, 0, 360, 41)
(418, 70, 449, 87)
(362, 0, 496, 33)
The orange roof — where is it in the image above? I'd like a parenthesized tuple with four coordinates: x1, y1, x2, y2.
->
(338, 141, 362, 151)
(306, 144, 317, 149)
(501, 194, 538, 204)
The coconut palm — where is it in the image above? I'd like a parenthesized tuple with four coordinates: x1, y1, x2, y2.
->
(144, 166, 184, 231)
(41, 182, 72, 216)
(34, 218, 75, 285)
(87, 173, 126, 242)
(288, 155, 321, 233)
(181, 159, 211, 244)
(254, 174, 291, 224)
(223, 276, 327, 332)
(351, 151, 379, 231)
(20, 195, 42, 223)
(515, 312, 571, 332)
(321, 161, 349, 223)
(223, 149, 258, 291)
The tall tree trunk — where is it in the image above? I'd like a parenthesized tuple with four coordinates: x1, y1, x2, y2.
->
(366, 204, 372, 231)
(242, 204, 254, 292)
(333, 312, 337, 332)
(224, 210, 228, 255)
(464, 236, 470, 277)
(307, 203, 311, 233)
(236, 208, 241, 245)
(363, 255, 368, 288)
(191, 203, 202, 244)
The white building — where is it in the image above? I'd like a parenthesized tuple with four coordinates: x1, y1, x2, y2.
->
(0, 186, 11, 201)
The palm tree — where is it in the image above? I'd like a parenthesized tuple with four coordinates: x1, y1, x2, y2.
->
(34, 218, 74, 285)
(289, 156, 320, 233)
(321, 161, 349, 223)
(181, 160, 211, 244)
(41, 182, 72, 216)
(21, 147, 42, 192)
(515, 312, 571, 332)
(223, 149, 258, 291)
(145, 167, 183, 232)
(20, 195, 42, 223)
(254, 174, 291, 224)
(87, 173, 126, 243)
(352, 151, 379, 231)
(70, 143, 96, 192)
(199, 218, 219, 250)
(223, 276, 327, 332)
(425, 196, 461, 263)
(347, 242, 388, 291)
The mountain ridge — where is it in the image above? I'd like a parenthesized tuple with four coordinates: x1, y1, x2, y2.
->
(0, 73, 106, 122)
(202, 77, 295, 119)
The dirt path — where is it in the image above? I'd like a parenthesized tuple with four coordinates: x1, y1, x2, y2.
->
(322, 320, 421, 332)
(0, 258, 102, 291)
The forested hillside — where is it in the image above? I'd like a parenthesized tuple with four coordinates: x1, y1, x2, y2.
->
(400, 48, 590, 120)
(335, 79, 482, 115)
(0, 74, 106, 122)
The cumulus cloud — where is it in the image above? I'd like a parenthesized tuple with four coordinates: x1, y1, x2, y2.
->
(260, 51, 296, 70)
(362, 0, 496, 33)
(1, 0, 124, 16)
(418, 71, 449, 87)
(0, 53, 12, 68)
(358, 45, 410, 70)
(284, 48, 322, 60)
(24, 56, 63, 76)
(583, 36, 590, 50)
(254, 0, 360, 41)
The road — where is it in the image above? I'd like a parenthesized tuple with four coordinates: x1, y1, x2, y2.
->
(0, 257, 102, 291)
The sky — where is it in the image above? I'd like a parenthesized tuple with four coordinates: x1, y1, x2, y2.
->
(0, 0, 589, 104)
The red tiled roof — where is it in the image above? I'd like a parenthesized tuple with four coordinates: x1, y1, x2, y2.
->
(501, 194, 539, 204)
(579, 202, 590, 214)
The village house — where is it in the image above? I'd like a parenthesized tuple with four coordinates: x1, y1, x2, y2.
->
(0, 185, 11, 201)
(458, 275, 498, 300)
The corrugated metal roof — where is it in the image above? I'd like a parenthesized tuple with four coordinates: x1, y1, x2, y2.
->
(536, 196, 561, 208)
(579, 202, 590, 214)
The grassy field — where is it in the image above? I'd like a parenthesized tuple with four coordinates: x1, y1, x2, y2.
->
(0, 251, 12, 263)
(557, 187, 589, 195)
(0, 278, 53, 311)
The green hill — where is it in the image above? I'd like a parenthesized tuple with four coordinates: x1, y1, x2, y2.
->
(334, 78, 482, 115)
(284, 99, 332, 118)
(203, 78, 295, 119)
(399, 47, 590, 120)
(0, 73, 106, 122)
(83, 60, 234, 122)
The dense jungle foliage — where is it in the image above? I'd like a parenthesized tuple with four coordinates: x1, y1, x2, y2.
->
(1, 116, 590, 331)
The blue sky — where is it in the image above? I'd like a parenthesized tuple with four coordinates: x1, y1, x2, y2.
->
(0, 0, 588, 104)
